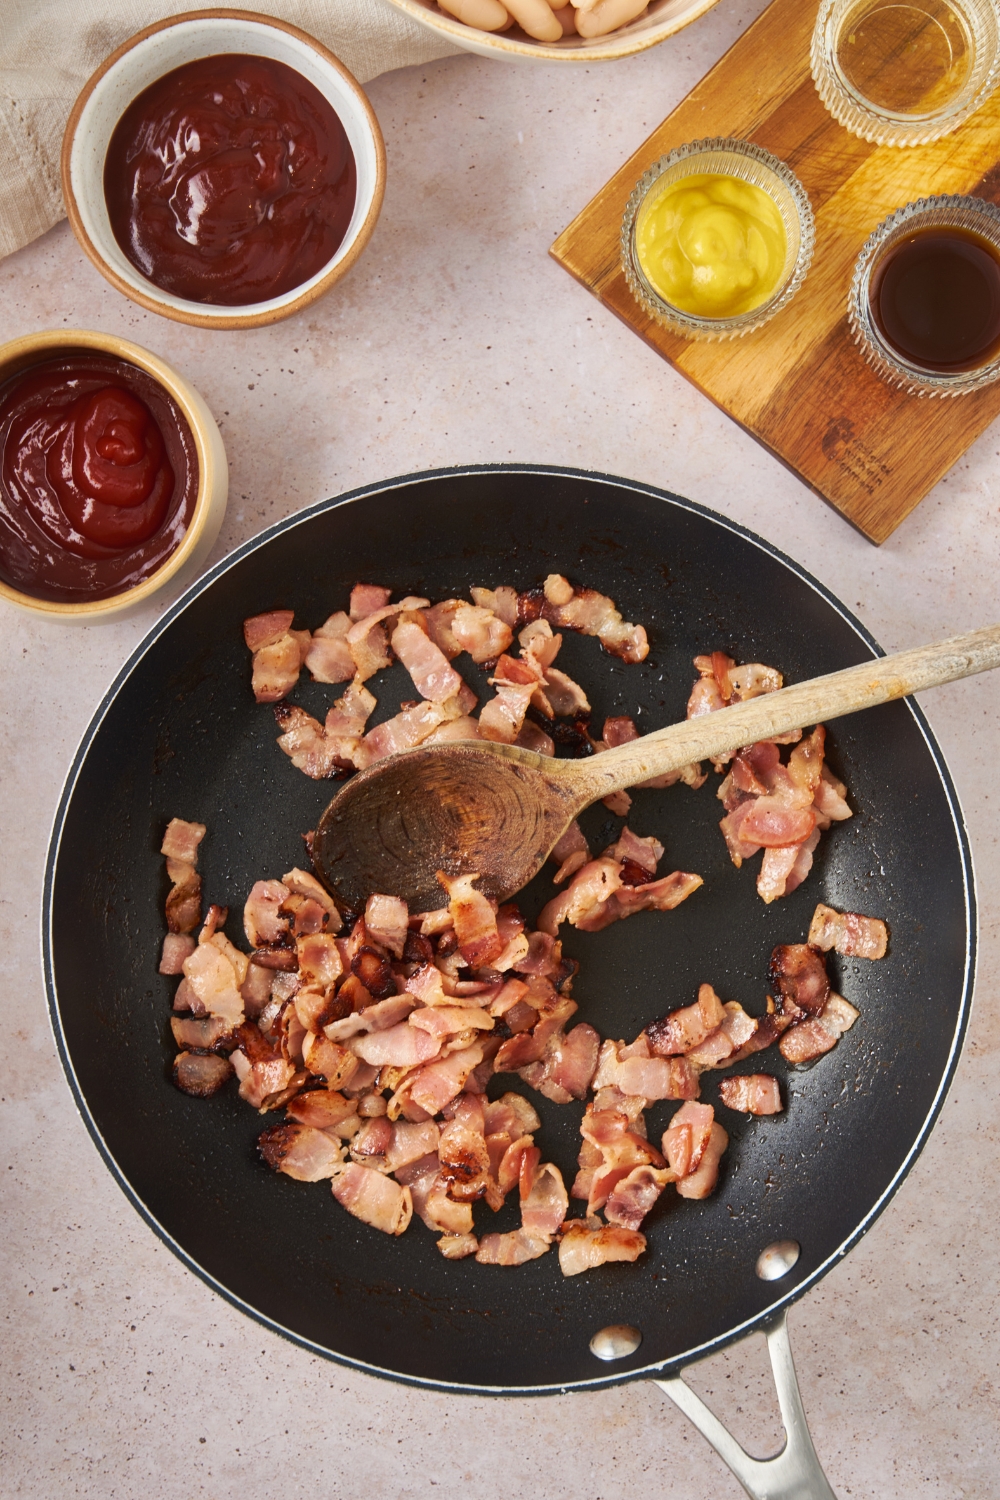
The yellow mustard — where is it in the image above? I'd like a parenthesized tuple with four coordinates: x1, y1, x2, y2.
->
(635, 172, 788, 320)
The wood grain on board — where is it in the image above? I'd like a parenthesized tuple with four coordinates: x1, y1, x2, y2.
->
(550, 0, 1000, 543)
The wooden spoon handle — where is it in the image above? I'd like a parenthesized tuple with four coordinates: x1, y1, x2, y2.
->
(568, 623, 1000, 801)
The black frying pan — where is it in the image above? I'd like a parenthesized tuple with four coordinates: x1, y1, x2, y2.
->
(43, 468, 973, 1436)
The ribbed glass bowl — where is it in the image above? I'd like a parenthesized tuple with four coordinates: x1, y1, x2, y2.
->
(848, 194, 1000, 396)
(620, 138, 815, 342)
(811, 0, 1000, 146)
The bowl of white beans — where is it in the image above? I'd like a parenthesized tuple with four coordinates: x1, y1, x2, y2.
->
(385, 0, 720, 58)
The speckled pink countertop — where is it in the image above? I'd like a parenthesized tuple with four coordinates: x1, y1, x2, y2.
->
(2, 5, 999, 1496)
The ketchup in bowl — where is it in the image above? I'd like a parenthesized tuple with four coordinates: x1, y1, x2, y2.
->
(103, 54, 358, 306)
(0, 354, 198, 602)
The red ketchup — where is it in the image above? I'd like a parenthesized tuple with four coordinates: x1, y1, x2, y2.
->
(104, 54, 358, 306)
(0, 355, 198, 603)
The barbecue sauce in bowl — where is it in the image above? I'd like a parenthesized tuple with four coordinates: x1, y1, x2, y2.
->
(103, 54, 357, 306)
(0, 354, 198, 602)
(869, 225, 1000, 372)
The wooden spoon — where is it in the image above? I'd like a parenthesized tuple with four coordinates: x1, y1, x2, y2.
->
(313, 623, 1000, 912)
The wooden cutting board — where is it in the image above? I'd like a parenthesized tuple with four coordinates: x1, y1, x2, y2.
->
(550, 0, 1000, 544)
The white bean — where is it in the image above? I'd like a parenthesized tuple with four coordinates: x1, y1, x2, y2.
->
(551, 2, 577, 28)
(437, 0, 511, 30)
(574, 0, 646, 32)
(503, 0, 564, 40)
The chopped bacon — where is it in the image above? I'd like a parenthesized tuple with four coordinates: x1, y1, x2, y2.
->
(385, 1119, 441, 1173)
(300, 1032, 359, 1090)
(519, 617, 562, 669)
(780, 992, 859, 1064)
(274, 704, 351, 779)
(808, 903, 888, 959)
(325, 995, 415, 1040)
(451, 603, 513, 664)
(471, 584, 519, 627)
(358, 697, 464, 765)
(475, 1229, 550, 1265)
(770, 944, 830, 1015)
(349, 584, 392, 620)
(243, 609, 294, 653)
(332, 1163, 412, 1234)
(364, 894, 408, 959)
(604, 1164, 674, 1230)
(647, 983, 726, 1056)
(541, 577, 649, 663)
(351, 1022, 441, 1068)
(286, 1088, 358, 1131)
(520, 1022, 600, 1103)
(403, 1042, 484, 1116)
(250, 630, 302, 703)
(437, 1232, 479, 1259)
(586, 871, 703, 931)
(607, 826, 663, 874)
(537, 857, 622, 935)
(159, 932, 196, 974)
(391, 619, 463, 703)
(521, 1160, 569, 1240)
(244, 880, 290, 946)
(161, 818, 206, 864)
(304, 612, 355, 683)
(423, 599, 464, 658)
(592, 1038, 700, 1104)
(718, 1074, 783, 1115)
(438, 871, 503, 966)
(740, 798, 816, 848)
(172, 1051, 233, 1096)
(409, 1005, 494, 1038)
(259, 1122, 344, 1180)
(478, 680, 536, 743)
(550, 821, 590, 884)
(675, 1121, 728, 1200)
(543, 668, 591, 717)
(183, 941, 244, 1025)
(437, 1094, 493, 1202)
(232, 1023, 296, 1109)
(170, 1014, 234, 1051)
(558, 1221, 646, 1276)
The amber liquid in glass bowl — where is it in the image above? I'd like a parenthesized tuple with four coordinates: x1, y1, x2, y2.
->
(870, 225, 1000, 372)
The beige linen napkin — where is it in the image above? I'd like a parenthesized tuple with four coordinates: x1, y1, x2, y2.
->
(0, 0, 460, 262)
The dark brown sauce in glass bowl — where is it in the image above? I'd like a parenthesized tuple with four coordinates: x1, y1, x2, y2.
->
(869, 225, 1000, 373)
(103, 54, 357, 307)
(0, 353, 198, 603)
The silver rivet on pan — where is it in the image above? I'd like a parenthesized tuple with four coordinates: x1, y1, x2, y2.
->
(755, 1240, 801, 1281)
(590, 1324, 642, 1360)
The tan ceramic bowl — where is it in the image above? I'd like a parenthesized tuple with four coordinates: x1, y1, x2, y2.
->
(0, 330, 228, 620)
(61, 10, 386, 329)
(384, 0, 720, 61)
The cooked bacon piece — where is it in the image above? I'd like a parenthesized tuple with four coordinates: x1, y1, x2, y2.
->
(478, 659, 538, 742)
(550, 820, 590, 884)
(244, 880, 290, 947)
(385, 1119, 441, 1173)
(483, 1092, 541, 1138)
(303, 611, 355, 683)
(438, 871, 503, 967)
(159, 932, 196, 974)
(451, 603, 513, 664)
(437, 1233, 479, 1259)
(363, 895, 408, 959)
(437, 1094, 492, 1202)
(244, 609, 294, 653)
(332, 1163, 412, 1234)
(813, 767, 853, 825)
(718, 1074, 783, 1115)
(592, 1038, 700, 1104)
(582, 871, 703, 932)
(349, 584, 392, 620)
(541, 577, 649, 663)
(231, 1024, 295, 1109)
(401, 1041, 485, 1117)
(423, 599, 464, 658)
(739, 798, 816, 848)
(326, 680, 377, 739)
(675, 1121, 728, 1200)
(770, 944, 830, 1015)
(647, 984, 726, 1056)
(537, 857, 623, 935)
(300, 1032, 359, 1090)
(427, 714, 483, 746)
(324, 995, 415, 1040)
(607, 826, 663, 874)
(576, 1099, 665, 1213)
(172, 1048, 232, 1097)
(519, 617, 562, 670)
(286, 1088, 358, 1131)
(521, 1160, 568, 1240)
(662, 1101, 715, 1177)
(182, 941, 244, 1025)
(471, 584, 519, 627)
(350, 1114, 394, 1164)
(351, 1022, 441, 1068)
(520, 1022, 600, 1103)
(409, 1006, 494, 1038)
(357, 697, 464, 766)
(558, 1221, 646, 1276)
(476, 1229, 551, 1265)
(543, 668, 591, 717)
(780, 992, 859, 1064)
(808, 903, 888, 959)
(249, 628, 302, 703)
(391, 619, 463, 703)
(161, 818, 206, 865)
(347, 617, 391, 682)
(758, 828, 821, 904)
(259, 1122, 344, 1180)
(274, 704, 351, 779)
(604, 1164, 674, 1230)
(170, 1015, 234, 1051)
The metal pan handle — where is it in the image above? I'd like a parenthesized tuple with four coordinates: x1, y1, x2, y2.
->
(652, 1312, 838, 1500)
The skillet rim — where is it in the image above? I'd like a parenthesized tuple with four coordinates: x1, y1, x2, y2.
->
(40, 462, 977, 1396)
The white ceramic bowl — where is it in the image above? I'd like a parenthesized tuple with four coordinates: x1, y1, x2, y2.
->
(0, 330, 228, 619)
(384, 0, 720, 62)
(61, 10, 386, 329)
